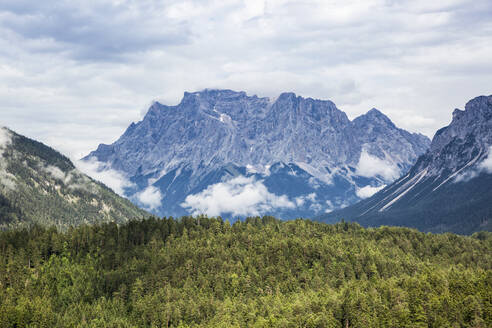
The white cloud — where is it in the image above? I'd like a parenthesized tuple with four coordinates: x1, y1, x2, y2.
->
(455, 146, 492, 182)
(325, 198, 351, 212)
(307, 177, 321, 189)
(43, 165, 65, 181)
(325, 200, 334, 213)
(356, 184, 386, 199)
(0, 127, 12, 149)
(306, 192, 316, 202)
(0, 173, 16, 190)
(136, 185, 162, 210)
(0, 127, 16, 190)
(478, 146, 492, 173)
(355, 150, 400, 181)
(181, 175, 294, 217)
(75, 157, 134, 195)
(40, 164, 97, 192)
(294, 192, 317, 207)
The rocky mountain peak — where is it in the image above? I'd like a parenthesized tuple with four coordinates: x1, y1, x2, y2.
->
(366, 108, 385, 117)
(319, 94, 492, 234)
(353, 108, 396, 128)
(430, 95, 492, 155)
(84, 89, 430, 218)
(452, 108, 465, 120)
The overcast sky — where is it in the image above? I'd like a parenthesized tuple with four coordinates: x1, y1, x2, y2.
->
(1, 0, 491, 160)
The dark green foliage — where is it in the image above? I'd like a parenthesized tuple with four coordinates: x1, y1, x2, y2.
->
(10, 132, 75, 172)
(0, 194, 21, 224)
(0, 216, 490, 327)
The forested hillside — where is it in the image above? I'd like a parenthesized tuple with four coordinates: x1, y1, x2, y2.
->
(0, 127, 148, 230)
(1, 216, 490, 327)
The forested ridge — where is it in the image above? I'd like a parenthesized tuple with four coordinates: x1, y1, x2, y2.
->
(0, 216, 491, 327)
(0, 128, 148, 230)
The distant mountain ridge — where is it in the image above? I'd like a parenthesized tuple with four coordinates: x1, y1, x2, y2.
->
(84, 89, 430, 218)
(0, 127, 148, 230)
(318, 95, 492, 234)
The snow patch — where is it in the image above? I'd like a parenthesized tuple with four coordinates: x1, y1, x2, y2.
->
(219, 113, 232, 124)
(356, 184, 386, 199)
(181, 176, 294, 217)
(379, 169, 428, 212)
(295, 162, 333, 185)
(246, 164, 271, 176)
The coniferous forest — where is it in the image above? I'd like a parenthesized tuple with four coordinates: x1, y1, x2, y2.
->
(0, 216, 490, 327)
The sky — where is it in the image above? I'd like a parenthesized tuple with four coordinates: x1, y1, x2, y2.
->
(1, 0, 491, 160)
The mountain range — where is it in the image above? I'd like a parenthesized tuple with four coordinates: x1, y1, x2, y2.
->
(84, 89, 430, 219)
(319, 95, 492, 234)
(0, 127, 147, 230)
(1, 91, 490, 234)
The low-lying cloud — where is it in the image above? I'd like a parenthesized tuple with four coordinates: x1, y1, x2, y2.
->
(182, 176, 295, 217)
(76, 157, 134, 196)
(356, 150, 400, 182)
(478, 146, 492, 173)
(0, 127, 12, 149)
(43, 165, 67, 181)
(324, 198, 351, 213)
(455, 146, 492, 182)
(41, 164, 95, 192)
(136, 185, 163, 211)
(0, 127, 16, 190)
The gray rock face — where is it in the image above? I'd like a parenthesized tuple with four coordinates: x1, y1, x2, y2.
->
(319, 95, 492, 234)
(414, 96, 492, 177)
(84, 89, 430, 218)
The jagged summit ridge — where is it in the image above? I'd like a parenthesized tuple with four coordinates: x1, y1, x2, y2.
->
(415, 95, 492, 175)
(84, 89, 430, 218)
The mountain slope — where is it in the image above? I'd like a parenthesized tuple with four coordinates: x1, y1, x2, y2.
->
(318, 95, 492, 234)
(0, 127, 148, 230)
(84, 89, 430, 218)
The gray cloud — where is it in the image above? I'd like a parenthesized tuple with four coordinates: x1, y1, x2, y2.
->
(0, 0, 491, 161)
(0, 0, 191, 61)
